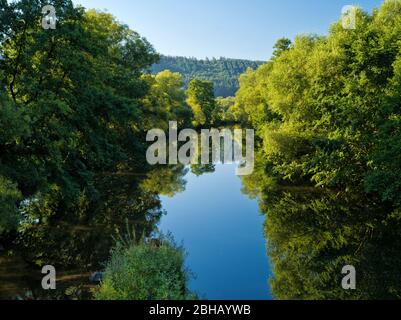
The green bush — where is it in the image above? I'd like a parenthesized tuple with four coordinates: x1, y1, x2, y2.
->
(94, 236, 195, 300)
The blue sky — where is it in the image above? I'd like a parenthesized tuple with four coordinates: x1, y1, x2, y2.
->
(75, 0, 384, 61)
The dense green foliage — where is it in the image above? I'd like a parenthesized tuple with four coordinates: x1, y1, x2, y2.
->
(141, 70, 193, 130)
(0, 0, 192, 232)
(185, 79, 236, 127)
(2, 0, 401, 302)
(238, 0, 401, 299)
(215, 96, 236, 124)
(0, 0, 193, 299)
(94, 235, 194, 300)
(150, 55, 264, 97)
(1, 1, 156, 214)
(186, 79, 216, 127)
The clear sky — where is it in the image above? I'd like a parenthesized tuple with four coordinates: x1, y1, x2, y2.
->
(75, 0, 384, 61)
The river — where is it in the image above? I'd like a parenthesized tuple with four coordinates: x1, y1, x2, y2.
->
(0, 162, 271, 300)
(160, 164, 271, 300)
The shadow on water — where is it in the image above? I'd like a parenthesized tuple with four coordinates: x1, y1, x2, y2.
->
(0, 169, 172, 299)
(2, 145, 401, 300)
(241, 151, 401, 300)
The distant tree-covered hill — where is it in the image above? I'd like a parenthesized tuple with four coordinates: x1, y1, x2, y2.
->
(150, 56, 264, 97)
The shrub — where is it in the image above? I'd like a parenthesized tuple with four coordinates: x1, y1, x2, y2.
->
(94, 235, 195, 300)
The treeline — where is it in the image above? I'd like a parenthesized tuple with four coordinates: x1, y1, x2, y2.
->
(150, 55, 264, 97)
(0, 0, 198, 299)
(235, 0, 401, 299)
(0, 0, 228, 239)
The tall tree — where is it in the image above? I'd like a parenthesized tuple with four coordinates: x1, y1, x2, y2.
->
(141, 70, 192, 130)
(186, 79, 216, 127)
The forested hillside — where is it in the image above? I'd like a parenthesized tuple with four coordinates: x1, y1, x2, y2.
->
(150, 55, 264, 97)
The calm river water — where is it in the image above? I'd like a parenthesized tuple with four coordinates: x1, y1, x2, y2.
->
(160, 164, 271, 300)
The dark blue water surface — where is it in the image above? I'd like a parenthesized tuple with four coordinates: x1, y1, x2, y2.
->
(160, 164, 272, 300)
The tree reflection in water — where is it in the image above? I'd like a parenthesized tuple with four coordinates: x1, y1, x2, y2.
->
(0, 165, 188, 299)
(241, 151, 401, 300)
